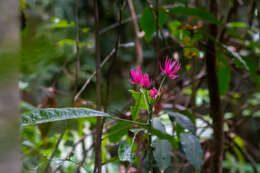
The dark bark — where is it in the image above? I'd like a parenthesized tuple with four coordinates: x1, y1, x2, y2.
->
(93, 0, 103, 172)
(205, 0, 224, 173)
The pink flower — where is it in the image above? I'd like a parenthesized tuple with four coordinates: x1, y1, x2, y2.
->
(129, 66, 143, 84)
(160, 57, 181, 79)
(141, 74, 151, 87)
(150, 87, 158, 98)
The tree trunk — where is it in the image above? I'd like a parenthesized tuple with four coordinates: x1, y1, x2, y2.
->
(205, 0, 224, 173)
(0, 0, 21, 172)
(93, 0, 103, 173)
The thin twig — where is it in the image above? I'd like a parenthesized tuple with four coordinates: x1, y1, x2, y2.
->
(74, 42, 134, 101)
(218, 0, 238, 42)
(99, 14, 141, 35)
(74, 49, 115, 101)
(52, 141, 94, 173)
(99, 4, 175, 35)
(44, 131, 65, 173)
(76, 139, 87, 173)
(127, 0, 143, 66)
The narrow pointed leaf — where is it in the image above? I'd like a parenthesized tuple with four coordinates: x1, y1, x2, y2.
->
(171, 7, 223, 26)
(22, 108, 110, 126)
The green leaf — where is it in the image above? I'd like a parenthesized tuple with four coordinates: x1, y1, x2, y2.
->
(227, 22, 247, 28)
(130, 106, 140, 121)
(140, 7, 156, 39)
(158, 9, 168, 27)
(118, 129, 143, 163)
(107, 121, 133, 143)
(243, 57, 260, 87)
(153, 139, 172, 170)
(218, 65, 231, 96)
(171, 7, 224, 26)
(217, 53, 231, 95)
(58, 39, 86, 47)
(140, 7, 168, 40)
(50, 18, 75, 28)
(204, 32, 248, 70)
(184, 47, 200, 58)
(152, 119, 166, 133)
(151, 127, 178, 149)
(129, 128, 144, 135)
(129, 90, 147, 109)
(129, 90, 149, 121)
(168, 112, 195, 134)
(222, 45, 248, 70)
(180, 133, 203, 171)
(22, 108, 110, 126)
(118, 143, 134, 163)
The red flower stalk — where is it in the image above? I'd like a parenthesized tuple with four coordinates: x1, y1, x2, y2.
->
(129, 66, 143, 85)
(160, 57, 181, 79)
(141, 74, 151, 87)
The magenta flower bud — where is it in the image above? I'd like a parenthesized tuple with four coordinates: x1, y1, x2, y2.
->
(160, 57, 181, 79)
(129, 66, 143, 85)
(150, 87, 158, 98)
(141, 74, 151, 87)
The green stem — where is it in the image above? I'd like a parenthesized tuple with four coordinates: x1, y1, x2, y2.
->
(141, 88, 153, 171)
(158, 75, 167, 93)
(110, 116, 148, 126)
(148, 109, 153, 171)
(141, 88, 150, 113)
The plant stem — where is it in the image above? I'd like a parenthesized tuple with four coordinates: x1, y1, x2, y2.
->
(148, 108, 153, 172)
(141, 89, 153, 171)
(44, 131, 65, 173)
(158, 75, 167, 93)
